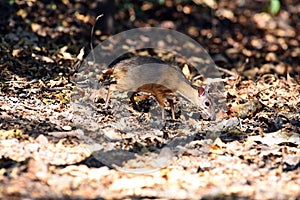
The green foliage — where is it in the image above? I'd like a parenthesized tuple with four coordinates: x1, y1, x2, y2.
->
(158, 0, 165, 5)
(270, 0, 281, 15)
(7, 0, 15, 5)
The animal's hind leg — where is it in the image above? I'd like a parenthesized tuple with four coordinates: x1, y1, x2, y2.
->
(167, 99, 175, 120)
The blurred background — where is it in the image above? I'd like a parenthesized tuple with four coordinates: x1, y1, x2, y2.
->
(0, 0, 299, 80)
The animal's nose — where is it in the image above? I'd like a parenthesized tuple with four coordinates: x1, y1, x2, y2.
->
(200, 112, 216, 121)
(210, 113, 216, 121)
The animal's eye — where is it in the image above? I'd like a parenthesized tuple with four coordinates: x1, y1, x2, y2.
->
(205, 101, 210, 107)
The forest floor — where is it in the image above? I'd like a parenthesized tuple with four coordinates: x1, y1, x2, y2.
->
(0, 0, 299, 199)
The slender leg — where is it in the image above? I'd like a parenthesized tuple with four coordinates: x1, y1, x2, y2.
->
(103, 69, 115, 108)
(104, 86, 111, 108)
(161, 107, 165, 120)
(167, 99, 175, 120)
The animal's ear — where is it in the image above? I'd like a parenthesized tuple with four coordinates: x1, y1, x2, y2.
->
(198, 87, 205, 96)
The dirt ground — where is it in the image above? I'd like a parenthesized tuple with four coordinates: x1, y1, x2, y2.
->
(0, 0, 299, 199)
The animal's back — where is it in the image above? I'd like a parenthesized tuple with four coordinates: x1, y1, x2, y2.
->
(113, 56, 189, 93)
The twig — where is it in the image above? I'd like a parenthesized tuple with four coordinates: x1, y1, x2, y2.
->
(216, 66, 239, 78)
(90, 14, 104, 63)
